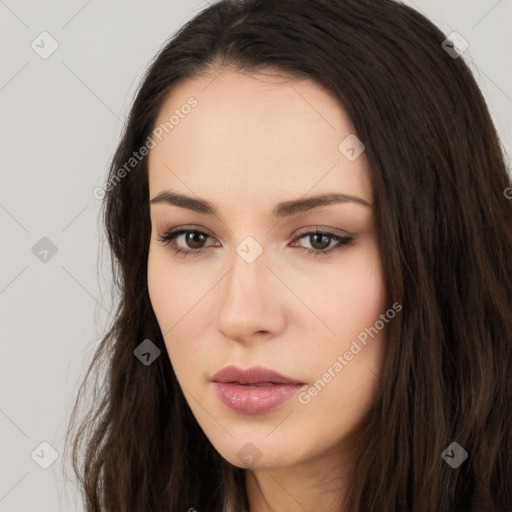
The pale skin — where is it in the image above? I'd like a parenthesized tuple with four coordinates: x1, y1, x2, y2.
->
(147, 66, 387, 512)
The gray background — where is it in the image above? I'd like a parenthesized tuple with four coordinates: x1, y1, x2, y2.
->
(1, 1, 511, 510)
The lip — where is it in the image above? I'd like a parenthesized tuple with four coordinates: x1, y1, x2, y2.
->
(211, 365, 304, 385)
(211, 365, 306, 415)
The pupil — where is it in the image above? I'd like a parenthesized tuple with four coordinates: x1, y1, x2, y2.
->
(187, 232, 205, 249)
(311, 234, 330, 250)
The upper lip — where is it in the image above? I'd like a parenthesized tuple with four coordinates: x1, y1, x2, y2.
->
(211, 365, 305, 385)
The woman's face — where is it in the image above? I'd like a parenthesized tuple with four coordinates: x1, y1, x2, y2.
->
(147, 68, 387, 470)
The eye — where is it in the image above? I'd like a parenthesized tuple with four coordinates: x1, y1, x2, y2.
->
(156, 226, 354, 258)
(156, 227, 218, 257)
(291, 228, 354, 256)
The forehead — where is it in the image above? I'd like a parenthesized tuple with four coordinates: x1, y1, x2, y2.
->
(148, 68, 372, 212)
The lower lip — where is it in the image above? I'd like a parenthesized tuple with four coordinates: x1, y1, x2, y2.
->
(212, 382, 304, 415)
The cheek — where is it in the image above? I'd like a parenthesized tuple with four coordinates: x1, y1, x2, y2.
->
(147, 246, 202, 331)
(147, 249, 172, 327)
(291, 242, 386, 409)
(293, 256, 387, 454)
(332, 244, 387, 336)
(277, 239, 386, 345)
(147, 246, 212, 379)
(326, 245, 387, 393)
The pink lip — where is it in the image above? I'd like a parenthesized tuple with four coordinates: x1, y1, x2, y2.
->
(211, 365, 305, 415)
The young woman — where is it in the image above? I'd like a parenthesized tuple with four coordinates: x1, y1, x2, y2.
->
(65, 0, 512, 510)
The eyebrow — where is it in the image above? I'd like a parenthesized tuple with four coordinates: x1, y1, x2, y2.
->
(150, 190, 371, 218)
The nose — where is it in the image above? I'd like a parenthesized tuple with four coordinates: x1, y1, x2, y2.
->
(215, 248, 287, 344)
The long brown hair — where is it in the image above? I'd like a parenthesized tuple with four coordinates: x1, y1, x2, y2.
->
(65, 0, 512, 510)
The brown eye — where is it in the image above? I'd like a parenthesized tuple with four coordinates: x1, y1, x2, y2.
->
(157, 228, 216, 257)
(183, 231, 208, 249)
(304, 233, 332, 251)
(291, 230, 354, 257)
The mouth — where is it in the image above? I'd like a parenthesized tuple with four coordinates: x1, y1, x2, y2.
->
(210, 365, 306, 415)
(228, 382, 281, 386)
(211, 365, 305, 386)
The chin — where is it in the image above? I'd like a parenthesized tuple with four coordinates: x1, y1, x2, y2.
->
(209, 433, 306, 470)
(225, 451, 292, 470)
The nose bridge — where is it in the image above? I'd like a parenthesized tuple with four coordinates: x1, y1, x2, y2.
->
(215, 241, 283, 340)
(221, 243, 267, 317)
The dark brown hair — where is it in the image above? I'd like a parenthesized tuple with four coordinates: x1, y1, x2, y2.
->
(65, 0, 512, 510)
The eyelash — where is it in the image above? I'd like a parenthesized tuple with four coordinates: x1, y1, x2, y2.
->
(156, 226, 354, 258)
